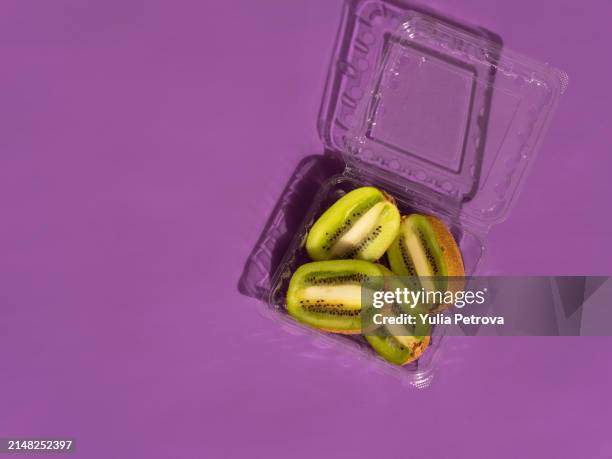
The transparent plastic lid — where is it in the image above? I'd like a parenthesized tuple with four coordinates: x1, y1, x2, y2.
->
(318, 2, 567, 228)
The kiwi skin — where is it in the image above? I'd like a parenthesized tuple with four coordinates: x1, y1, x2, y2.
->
(286, 259, 385, 334)
(423, 215, 465, 312)
(424, 215, 464, 278)
(306, 187, 400, 262)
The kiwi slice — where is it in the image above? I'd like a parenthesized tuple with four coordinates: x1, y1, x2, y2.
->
(387, 214, 464, 278)
(366, 334, 431, 366)
(306, 187, 400, 262)
(286, 260, 385, 334)
(364, 264, 431, 366)
(386, 214, 464, 312)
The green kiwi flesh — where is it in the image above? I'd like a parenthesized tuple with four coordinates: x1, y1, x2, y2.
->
(366, 334, 430, 366)
(286, 260, 385, 334)
(306, 187, 400, 262)
(387, 214, 464, 281)
(387, 214, 447, 277)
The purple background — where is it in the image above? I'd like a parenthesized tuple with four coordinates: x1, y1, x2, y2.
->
(1, 1, 611, 458)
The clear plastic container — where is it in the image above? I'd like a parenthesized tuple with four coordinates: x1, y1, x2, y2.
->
(241, 0, 566, 388)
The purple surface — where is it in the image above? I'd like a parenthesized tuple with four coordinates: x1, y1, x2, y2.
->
(1, 1, 611, 458)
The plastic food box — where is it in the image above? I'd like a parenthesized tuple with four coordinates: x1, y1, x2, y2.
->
(242, 0, 566, 387)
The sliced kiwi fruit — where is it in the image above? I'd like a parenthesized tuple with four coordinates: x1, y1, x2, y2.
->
(363, 264, 431, 366)
(286, 260, 385, 334)
(366, 334, 431, 366)
(387, 213, 464, 281)
(306, 187, 400, 262)
(386, 214, 464, 314)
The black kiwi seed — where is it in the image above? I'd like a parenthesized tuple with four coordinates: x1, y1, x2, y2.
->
(346, 226, 382, 258)
(302, 303, 361, 316)
(304, 273, 369, 285)
(417, 229, 441, 275)
(399, 237, 417, 276)
(322, 201, 378, 251)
